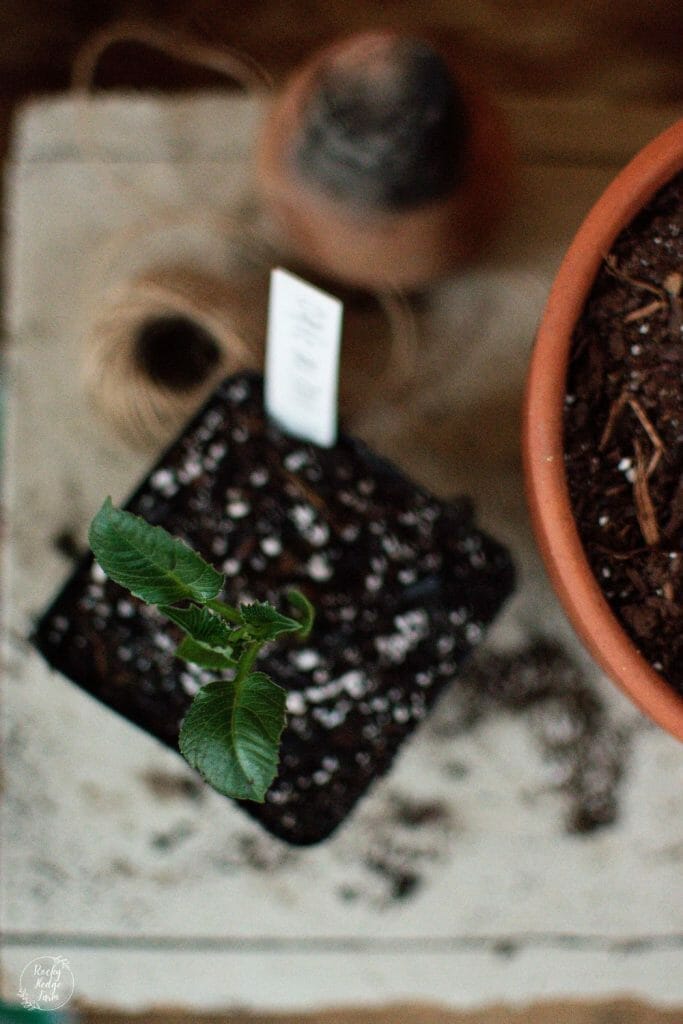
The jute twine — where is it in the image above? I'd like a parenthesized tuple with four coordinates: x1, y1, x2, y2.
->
(81, 266, 269, 449)
(71, 21, 418, 451)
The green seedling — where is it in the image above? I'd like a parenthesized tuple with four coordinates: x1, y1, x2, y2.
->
(89, 498, 314, 802)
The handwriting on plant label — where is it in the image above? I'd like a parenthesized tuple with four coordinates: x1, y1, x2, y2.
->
(265, 268, 343, 448)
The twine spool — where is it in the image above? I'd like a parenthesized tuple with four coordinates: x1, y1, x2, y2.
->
(72, 22, 272, 450)
(72, 22, 419, 450)
(82, 267, 268, 449)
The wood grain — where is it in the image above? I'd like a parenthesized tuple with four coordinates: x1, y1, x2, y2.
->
(80, 1000, 683, 1024)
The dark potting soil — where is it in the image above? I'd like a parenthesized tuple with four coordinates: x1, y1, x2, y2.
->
(564, 170, 683, 695)
(296, 38, 470, 211)
(34, 372, 514, 845)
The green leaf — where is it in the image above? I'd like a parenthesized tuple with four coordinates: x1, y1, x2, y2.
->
(179, 673, 286, 802)
(160, 603, 236, 648)
(160, 605, 240, 670)
(239, 600, 302, 642)
(89, 498, 224, 606)
(287, 588, 315, 639)
(175, 636, 237, 670)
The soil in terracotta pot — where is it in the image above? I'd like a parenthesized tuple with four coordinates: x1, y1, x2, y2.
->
(34, 373, 514, 845)
(564, 171, 683, 696)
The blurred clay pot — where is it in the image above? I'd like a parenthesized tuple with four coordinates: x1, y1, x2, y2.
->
(523, 118, 683, 741)
(256, 30, 512, 291)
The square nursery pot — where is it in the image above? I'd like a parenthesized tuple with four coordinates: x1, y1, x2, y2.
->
(35, 373, 514, 845)
(523, 118, 683, 741)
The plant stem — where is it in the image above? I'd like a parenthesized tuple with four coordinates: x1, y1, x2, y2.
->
(206, 599, 242, 624)
(234, 641, 261, 688)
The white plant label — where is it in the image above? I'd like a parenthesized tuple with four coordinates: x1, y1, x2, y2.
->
(265, 267, 343, 448)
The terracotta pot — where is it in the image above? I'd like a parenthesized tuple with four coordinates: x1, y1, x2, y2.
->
(256, 30, 512, 291)
(523, 118, 683, 741)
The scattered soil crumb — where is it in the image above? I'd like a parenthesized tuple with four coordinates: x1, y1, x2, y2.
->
(150, 821, 194, 851)
(431, 639, 629, 833)
(140, 768, 204, 803)
(52, 528, 84, 561)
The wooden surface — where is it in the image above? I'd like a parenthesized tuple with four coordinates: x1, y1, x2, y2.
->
(79, 1000, 683, 1023)
(2, 1, 682, 104)
(2, 93, 682, 1013)
(1, 6, 682, 1017)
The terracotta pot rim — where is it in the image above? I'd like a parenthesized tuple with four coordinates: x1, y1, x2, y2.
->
(523, 117, 683, 741)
